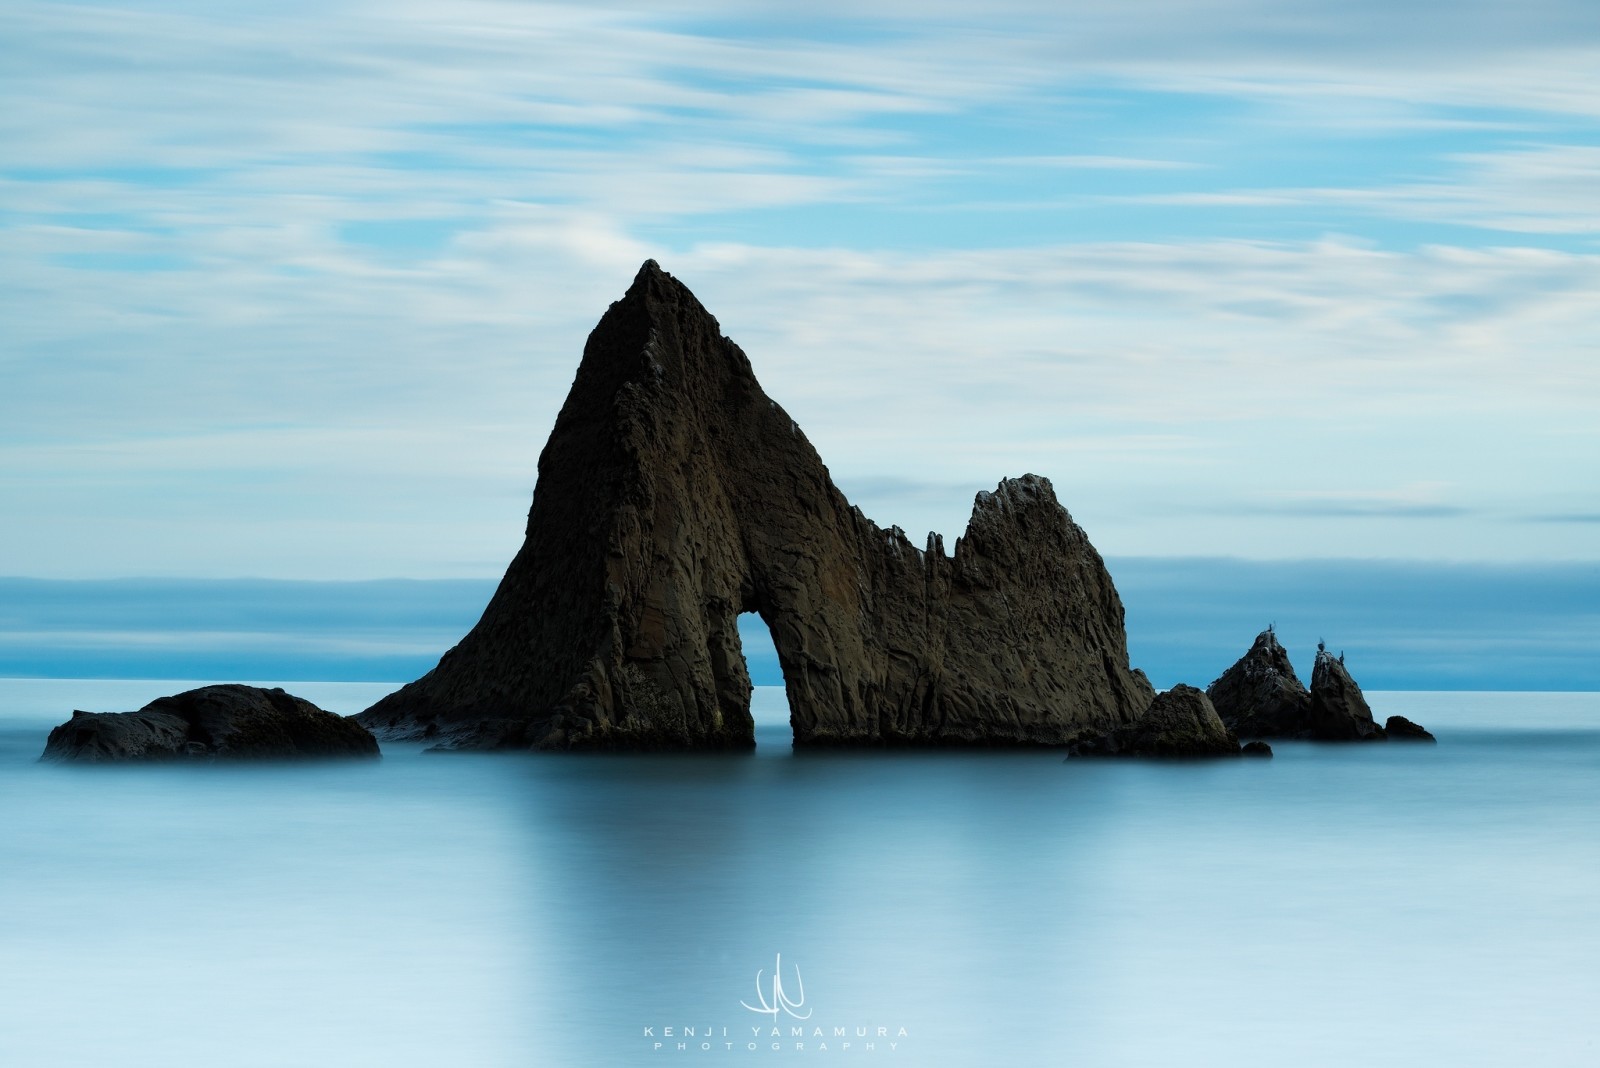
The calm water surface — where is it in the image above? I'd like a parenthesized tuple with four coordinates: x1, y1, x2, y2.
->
(1, 680, 1596, 1067)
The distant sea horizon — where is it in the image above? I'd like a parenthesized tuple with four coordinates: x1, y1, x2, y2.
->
(4, 558, 1597, 691)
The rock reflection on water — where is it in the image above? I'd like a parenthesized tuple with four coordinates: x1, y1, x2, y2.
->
(2, 682, 1598, 1066)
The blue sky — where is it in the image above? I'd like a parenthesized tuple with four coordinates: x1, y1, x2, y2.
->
(3, 0, 1599, 582)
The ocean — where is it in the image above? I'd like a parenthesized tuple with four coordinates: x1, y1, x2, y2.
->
(1, 679, 1596, 1067)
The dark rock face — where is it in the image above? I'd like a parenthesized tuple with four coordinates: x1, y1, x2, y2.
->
(1240, 740, 1274, 757)
(1069, 684, 1240, 757)
(1308, 649, 1386, 741)
(42, 685, 379, 762)
(358, 260, 1154, 750)
(1384, 715, 1436, 742)
(1206, 628, 1312, 738)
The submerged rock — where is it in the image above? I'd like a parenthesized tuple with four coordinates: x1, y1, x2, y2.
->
(42, 685, 379, 763)
(1206, 627, 1312, 738)
(1308, 648, 1386, 741)
(358, 261, 1154, 751)
(1069, 684, 1241, 757)
(1385, 715, 1436, 742)
(1240, 740, 1274, 757)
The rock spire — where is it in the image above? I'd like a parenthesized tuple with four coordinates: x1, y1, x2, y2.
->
(1206, 627, 1312, 737)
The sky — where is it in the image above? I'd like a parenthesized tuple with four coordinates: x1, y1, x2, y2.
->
(3, 0, 1599, 583)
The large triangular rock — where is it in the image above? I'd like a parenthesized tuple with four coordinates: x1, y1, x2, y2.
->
(358, 261, 1154, 750)
(1206, 628, 1312, 738)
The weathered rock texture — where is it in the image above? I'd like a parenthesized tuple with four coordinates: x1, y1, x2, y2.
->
(1206, 628, 1312, 738)
(1070, 684, 1241, 757)
(42, 685, 379, 762)
(1308, 648, 1387, 741)
(358, 260, 1154, 750)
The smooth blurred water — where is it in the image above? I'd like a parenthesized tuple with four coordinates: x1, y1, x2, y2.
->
(2, 680, 1596, 1067)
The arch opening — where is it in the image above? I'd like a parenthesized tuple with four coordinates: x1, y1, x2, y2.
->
(735, 611, 788, 741)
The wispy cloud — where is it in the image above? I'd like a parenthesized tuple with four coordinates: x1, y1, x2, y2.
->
(1124, 145, 1600, 235)
(2, 0, 1597, 575)
(1236, 484, 1474, 519)
(1525, 512, 1600, 524)
(4, 228, 1597, 571)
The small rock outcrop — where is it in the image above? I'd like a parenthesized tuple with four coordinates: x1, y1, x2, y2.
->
(1209, 631, 1426, 742)
(1240, 740, 1274, 757)
(1384, 715, 1436, 742)
(358, 261, 1154, 750)
(42, 685, 379, 762)
(1307, 648, 1387, 741)
(1206, 627, 1312, 737)
(1069, 684, 1242, 757)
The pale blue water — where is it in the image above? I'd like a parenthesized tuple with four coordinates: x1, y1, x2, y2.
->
(2, 680, 1597, 1067)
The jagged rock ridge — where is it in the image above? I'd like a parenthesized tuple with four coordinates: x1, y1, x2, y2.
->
(359, 261, 1154, 750)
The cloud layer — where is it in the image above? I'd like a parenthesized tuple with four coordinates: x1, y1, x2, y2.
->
(3, 1, 1597, 576)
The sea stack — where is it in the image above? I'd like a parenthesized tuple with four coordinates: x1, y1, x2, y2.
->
(1206, 627, 1311, 737)
(358, 261, 1154, 750)
(1209, 631, 1421, 742)
(41, 685, 379, 762)
(1308, 647, 1386, 741)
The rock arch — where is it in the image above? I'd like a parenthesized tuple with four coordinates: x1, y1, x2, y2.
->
(358, 261, 1154, 749)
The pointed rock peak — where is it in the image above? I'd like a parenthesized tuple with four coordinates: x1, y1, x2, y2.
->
(570, 259, 739, 392)
(1251, 626, 1284, 652)
(608, 259, 732, 357)
(622, 258, 694, 310)
(1311, 647, 1368, 701)
(1308, 646, 1388, 741)
(628, 256, 665, 289)
(1238, 627, 1299, 677)
(1207, 627, 1310, 738)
